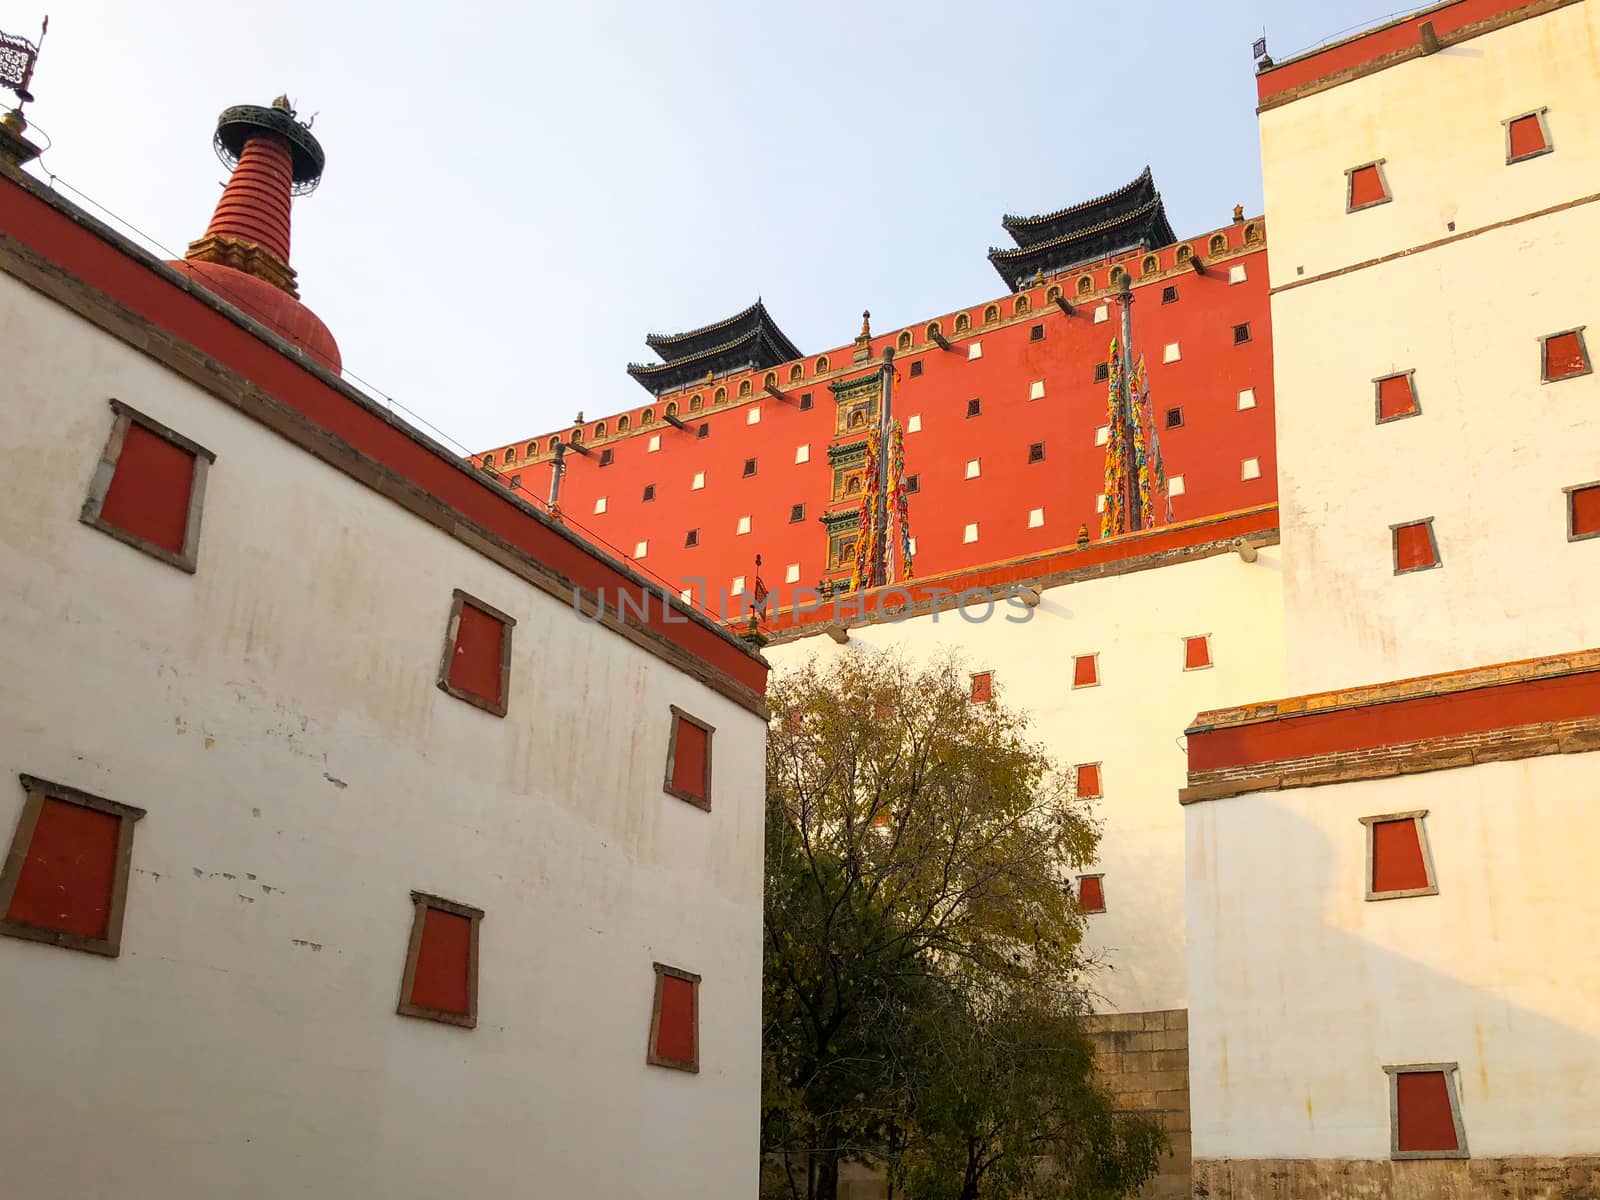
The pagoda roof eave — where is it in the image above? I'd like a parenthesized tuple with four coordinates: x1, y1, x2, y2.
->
(643, 300, 803, 365)
(1000, 168, 1158, 247)
(626, 325, 799, 395)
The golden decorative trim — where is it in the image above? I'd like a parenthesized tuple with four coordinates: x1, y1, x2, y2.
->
(184, 233, 299, 297)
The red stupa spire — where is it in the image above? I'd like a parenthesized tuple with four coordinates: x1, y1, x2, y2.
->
(168, 97, 341, 372)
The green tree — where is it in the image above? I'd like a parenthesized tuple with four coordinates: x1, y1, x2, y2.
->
(761, 650, 1162, 1200)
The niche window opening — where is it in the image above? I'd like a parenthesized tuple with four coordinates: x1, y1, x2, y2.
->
(1385, 1064, 1468, 1160)
(1375, 371, 1421, 422)
(966, 398, 982, 418)
(1165, 407, 1184, 430)
(1077, 874, 1106, 914)
(664, 707, 714, 811)
(396, 891, 483, 1029)
(436, 590, 515, 717)
(1504, 108, 1552, 164)
(743, 457, 758, 478)
(1183, 635, 1212, 671)
(1161, 285, 1177, 304)
(1028, 442, 1046, 464)
(905, 474, 921, 494)
(1392, 519, 1441, 575)
(1233, 322, 1253, 345)
(1541, 328, 1591, 383)
(647, 962, 701, 1072)
(799, 393, 815, 410)
(642, 484, 656, 502)
(0, 774, 146, 957)
(684, 528, 700, 548)
(1072, 654, 1099, 689)
(969, 671, 993, 703)
(1362, 811, 1438, 900)
(909, 361, 924, 378)
(1075, 763, 1102, 799)
(80, 399, 217, 574)
(697, 423, 711, 440)
(599, 448, 615, 467)
(1564, 481, 1600, 541)
(789, 503, 806, 523)
(1030, 324, 1045, 342)
(1346, 160, 1392, 212)
(1093, 362, 1109, 383)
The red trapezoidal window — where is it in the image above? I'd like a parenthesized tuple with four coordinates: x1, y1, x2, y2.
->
(665, 707, 714, 810)
(1076, 763, 1102, 799)
(1505, 111, 1550, 163)
(1077, 875, 1105, 914)
(1347, 162, 1391, 211)
(1392, 520, 1440, 574)
(1542, 329, 1591, 382)
(1363, 812, 1437, 899)
(970, 672, 993, 703)
(437, 590, 515, 716)
(648, 963, 701, 1072)
(1072, 654, 1099, 688)
(1387, 1065, 1467, 1159)
(81, 400, 216, 573)
(0, 775, 146, 957)
(397, 892, 482, 1028)
(1184, 635, 1212, 670)
(1567, 483, 1600, 540)
(1376, 372, 1420, 422)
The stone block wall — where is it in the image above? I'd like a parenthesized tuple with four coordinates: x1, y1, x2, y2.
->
(1083, 1008, 1191, 1200)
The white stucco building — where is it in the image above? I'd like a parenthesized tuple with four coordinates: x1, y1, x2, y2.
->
(0, 105, 770, 1198)
(1186, 2, 1600, 1194)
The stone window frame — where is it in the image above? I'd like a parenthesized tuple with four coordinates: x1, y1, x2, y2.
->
(1563, 480, 1600, 543)
(1360, 810, 1438, 901)
(1384, 1062, 1469, 1160)
(1539, 326, 1592, 384)
(647, 961, 702, 1073)
(1071, 652, 1100, 690)
(0, 774, 147, 957)
(1075, 762, 1103, 799)
(1503, 106, 1553, 165)
(969, 670, 994, 703)
(396, 890, 483, 1029)
(1183, 634, 1214, 672)
(1390, 517, 1442, 576)
(435, 589, 516, 718)
(80, 398, 217, 574)
(663, 705, 715, 812)
(1374, 369, 1422, 424)
(1345, 158, 1393, 213)
(1076, 873, 1106, 914)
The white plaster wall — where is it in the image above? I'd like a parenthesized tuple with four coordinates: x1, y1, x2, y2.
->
(0, 272, 767, 1199)
(1271, 190, 1600, 694)
(1262, 1, 1600, 694)
(766, 550, 1286, 1015)
(1258, 1, 1600, 290)
(1187, 755, 1600, 1160)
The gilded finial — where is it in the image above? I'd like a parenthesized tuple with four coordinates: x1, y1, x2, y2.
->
(860, 310, 871, 339)
(1233, 203, 1244, 222)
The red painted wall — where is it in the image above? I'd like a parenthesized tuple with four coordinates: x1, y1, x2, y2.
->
(489, 226, 1276, 616)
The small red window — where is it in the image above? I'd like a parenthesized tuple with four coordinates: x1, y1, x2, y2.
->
(1184, 636, 1212, 670)
(397, 892, 481, 1028)
(666, 707, 714, 809)
(100, 422, 196, 555)
(1, 776, 145, 957)
(1568, 484, 1600, 540)
(82, 401, 215, 572)
(1506, 112, 1548, 162)
(1077, 875, 1105, 913)
(1347, 163, 1390, 210)
(1392, 1068, 1465, 1156)
(1393, 521, 1439, 573)
(1366, 813, 1435, 898)
(970, 672, 993, 703)
(648, 963, 700, 1072)
(1072, 654, 1099, 688)
(1376, 373, 1419, 421)
(1076, 763, 1102, 799)
(438, 591, 514, 716)
(1542, 330, 1590, 382)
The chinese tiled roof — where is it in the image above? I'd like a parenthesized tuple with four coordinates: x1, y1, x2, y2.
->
(988, 169, 1176, 292)
(627, 300, 803, 395)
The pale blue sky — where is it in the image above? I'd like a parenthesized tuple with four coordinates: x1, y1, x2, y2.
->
(27, 1, 1406, 452)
